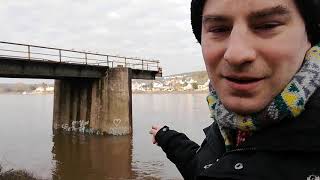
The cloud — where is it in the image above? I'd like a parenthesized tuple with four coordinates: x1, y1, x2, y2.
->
(0, 0, 205, 80)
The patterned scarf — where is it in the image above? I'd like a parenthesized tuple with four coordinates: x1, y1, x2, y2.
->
(207, 43, 320, 151)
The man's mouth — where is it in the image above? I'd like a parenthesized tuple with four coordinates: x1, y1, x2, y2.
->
(225, 77, 262, 84)
(224, 76, 264, 91)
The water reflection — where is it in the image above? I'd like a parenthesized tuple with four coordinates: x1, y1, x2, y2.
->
(52, 131, 135, 180)
(0, 93, 211, 179)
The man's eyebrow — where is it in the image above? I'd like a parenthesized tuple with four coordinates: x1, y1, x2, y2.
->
(202, 15, 230, 24)
(202, 5, 290, 24)
(202, 5, 290, 25)
(249, 5, 291, 20)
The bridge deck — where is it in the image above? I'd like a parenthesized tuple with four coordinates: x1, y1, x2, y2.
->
(0, 41, 162, 80)
(0, 56, 159, 80)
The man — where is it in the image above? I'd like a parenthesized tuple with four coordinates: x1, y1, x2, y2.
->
(150, 0, 320, 179)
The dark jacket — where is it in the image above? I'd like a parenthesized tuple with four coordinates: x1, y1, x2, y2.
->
(155, 90, 320, 180)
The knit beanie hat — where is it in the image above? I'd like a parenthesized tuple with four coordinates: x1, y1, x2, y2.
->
(190, 0, 320, 45)
(191, 0, 205, 44)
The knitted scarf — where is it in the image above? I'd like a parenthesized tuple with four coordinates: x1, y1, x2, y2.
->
(207, 43, 320, 151)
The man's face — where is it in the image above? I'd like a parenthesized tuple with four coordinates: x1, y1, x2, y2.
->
(201, 0, 311, 115)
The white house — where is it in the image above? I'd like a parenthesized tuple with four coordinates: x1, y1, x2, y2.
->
(35, 87, 45, 93)
(46, 86, 54, 92)
(183, 83, 193, 91)
(153, 82, 164, 88)
(132, 82, 146, 91)
(198, 79, 210, 90)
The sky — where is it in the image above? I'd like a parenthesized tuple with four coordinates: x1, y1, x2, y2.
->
(0, 0, 205, 83)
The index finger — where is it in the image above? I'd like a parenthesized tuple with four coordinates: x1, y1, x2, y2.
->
(152, 125, 161, 130)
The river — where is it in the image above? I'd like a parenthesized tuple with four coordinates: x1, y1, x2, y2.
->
(0, 93, 212, 180)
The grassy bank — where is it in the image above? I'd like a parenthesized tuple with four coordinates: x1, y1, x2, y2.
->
(0, 165, 39, 180)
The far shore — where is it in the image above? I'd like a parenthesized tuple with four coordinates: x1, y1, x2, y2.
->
(133, 90, 208, 94)
(0, 91, 208, 95)
(0, 92, 53, 95)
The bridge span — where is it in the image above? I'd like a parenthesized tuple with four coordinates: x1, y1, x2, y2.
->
(0, 41, 162, 135)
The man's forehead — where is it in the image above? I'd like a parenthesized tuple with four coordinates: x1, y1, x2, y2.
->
(202, 0, 295, 17)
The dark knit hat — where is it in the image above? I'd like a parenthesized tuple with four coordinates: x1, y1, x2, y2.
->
(191, 0, 205, 44)
(190, 0, 320, 45)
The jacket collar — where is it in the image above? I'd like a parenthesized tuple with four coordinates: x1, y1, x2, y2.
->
(203, 121, 226, 155)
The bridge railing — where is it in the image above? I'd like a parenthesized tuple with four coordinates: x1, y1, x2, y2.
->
(0, 41, 161, 71)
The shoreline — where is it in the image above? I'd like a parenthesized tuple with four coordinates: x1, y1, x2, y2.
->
(133, 90, 208, 94)
(0, 91, 208, 95)
(0, 92, 54, 95)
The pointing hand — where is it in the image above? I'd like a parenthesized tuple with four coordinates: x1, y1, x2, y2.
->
(149, 125, 162, 145)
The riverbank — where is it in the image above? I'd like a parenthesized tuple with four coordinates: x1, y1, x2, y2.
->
(0, 91, 208, 95)
(0, 92, 53, 95)
(133, 90, 208, 94)
(0, 165, 39, 180)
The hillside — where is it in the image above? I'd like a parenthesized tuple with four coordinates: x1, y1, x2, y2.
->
(133, 70, 208, 84)
(132, 70, 209, 92)
(165, 71, 208, 84)
(0, 83, 53, 93)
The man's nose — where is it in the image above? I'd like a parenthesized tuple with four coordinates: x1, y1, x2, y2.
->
(223, 27, 256, 66)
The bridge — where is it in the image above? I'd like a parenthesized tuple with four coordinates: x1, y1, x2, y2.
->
(0, 41, 162, 135)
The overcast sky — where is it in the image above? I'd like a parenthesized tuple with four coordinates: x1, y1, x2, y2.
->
(0, 0, 205, 83)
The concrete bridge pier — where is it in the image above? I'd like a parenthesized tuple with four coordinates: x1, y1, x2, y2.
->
(53, 67, 132, 135)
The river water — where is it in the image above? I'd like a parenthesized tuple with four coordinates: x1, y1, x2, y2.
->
(0, 93, 212, 180)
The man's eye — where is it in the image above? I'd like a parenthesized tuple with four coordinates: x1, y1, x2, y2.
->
(208, 26, 230, 33)
(254, 23, 281, 30)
